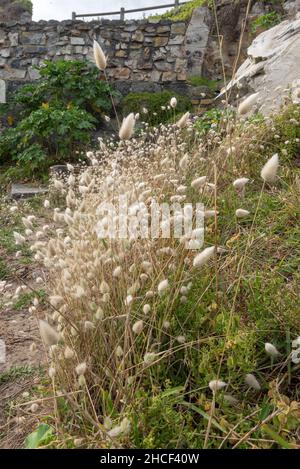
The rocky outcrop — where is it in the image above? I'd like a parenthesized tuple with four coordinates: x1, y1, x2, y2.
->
(218, 11, 300, 115)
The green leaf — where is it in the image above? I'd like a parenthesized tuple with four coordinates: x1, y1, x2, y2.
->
(262, 424, 294, 449)
(25, 423, 53, 449)
(181, 402, 227, 434)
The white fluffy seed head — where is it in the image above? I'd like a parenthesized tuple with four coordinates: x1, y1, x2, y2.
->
(191, 176, 207, 190)
(265, 342, 280, 357)
(236, 209, 250, 218)
(119, 113, 135, 140)
(238, 92, 259, 115)
(177, 112, 190, 128)
(143, 304, 151, 314)
(233, 178, 249, 190)
(132, 320, 144, 335)
(76, 362, 87, 376)
(39, 320, 60, 347)
(261, 154, 279, 183)
(93, 40, 107, 70)
(158, 279, 169, 295)
(193, 246, 215, 268)
(170, 97, 177, 108)
(64, 346, 75, 359)
(245, 373, 261, 390)
(209, 380, 227, 392)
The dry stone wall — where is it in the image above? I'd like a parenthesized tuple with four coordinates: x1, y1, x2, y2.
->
(0, 18, 191, 99)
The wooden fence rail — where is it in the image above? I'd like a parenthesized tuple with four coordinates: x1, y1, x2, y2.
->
(72, 1, 188, 21)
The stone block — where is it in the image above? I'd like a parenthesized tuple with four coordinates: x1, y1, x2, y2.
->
(8, 32, 18, 46)
(132, 31, 144, 42)
(21, 32, 46, 45)
(154, 36, 168, 47)
(171, 23, 186, 35)
(162, 71, 177, 82)
(0, 48, 10, 58)
(71, 37, 85, 45)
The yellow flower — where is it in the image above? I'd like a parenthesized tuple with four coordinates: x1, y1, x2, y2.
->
(42, 102, 49, 109)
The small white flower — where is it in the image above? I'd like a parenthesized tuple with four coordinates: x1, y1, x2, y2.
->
(177, 112, 190, 128)
(116, 345, 124, 357)
(30, 403, 39, 413)
(48, 367, 56, 379)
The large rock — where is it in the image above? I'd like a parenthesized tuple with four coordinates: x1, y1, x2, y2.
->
(218, 12, 300, 115)
(185, 6, 212, 76)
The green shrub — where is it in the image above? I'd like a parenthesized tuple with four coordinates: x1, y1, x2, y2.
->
(13, 60, 118, 120)
(0, 104, 96, 177)
(188, 75, 219, 90)
(121, 91, 192, 126)
(194, 107, 231, 135)
(152, 0, 210, 21)
(0, 59, 117, 179)
(251, 11, 282, 33)
(17, 0, 33, 14)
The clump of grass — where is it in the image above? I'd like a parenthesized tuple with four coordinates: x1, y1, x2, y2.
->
(17, 95, 300, 449)
(188, 75, 219, 90)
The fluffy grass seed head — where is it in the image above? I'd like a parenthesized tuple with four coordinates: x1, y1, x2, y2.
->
(238, 92, 259, 115)
(245, 373, 261, 391)
(93, 40, 107, 70)
(261, 154, 279, 183)
(39, 320, 60, 347)
(193, 246, 215, 268)
(265, 342, 280, 357)
(119, 113, 136, 140)
(209, 380, 227, 392)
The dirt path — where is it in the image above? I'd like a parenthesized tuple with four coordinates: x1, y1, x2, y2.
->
(0, 197, 49, 448)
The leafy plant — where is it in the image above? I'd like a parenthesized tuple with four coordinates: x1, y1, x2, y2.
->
(25, 424, 54, 449)
(188, 75, 219, 90)
(121, 91, 192, 126)
(194, 107, 232, 135)
(0, 104, 96, 177)
(13, 60, 118, 120)
(251, 11, 282, 33)
(152, 0, 210, 22)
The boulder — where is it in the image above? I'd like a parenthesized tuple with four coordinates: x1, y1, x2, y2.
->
(217, 12, 300, 115)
